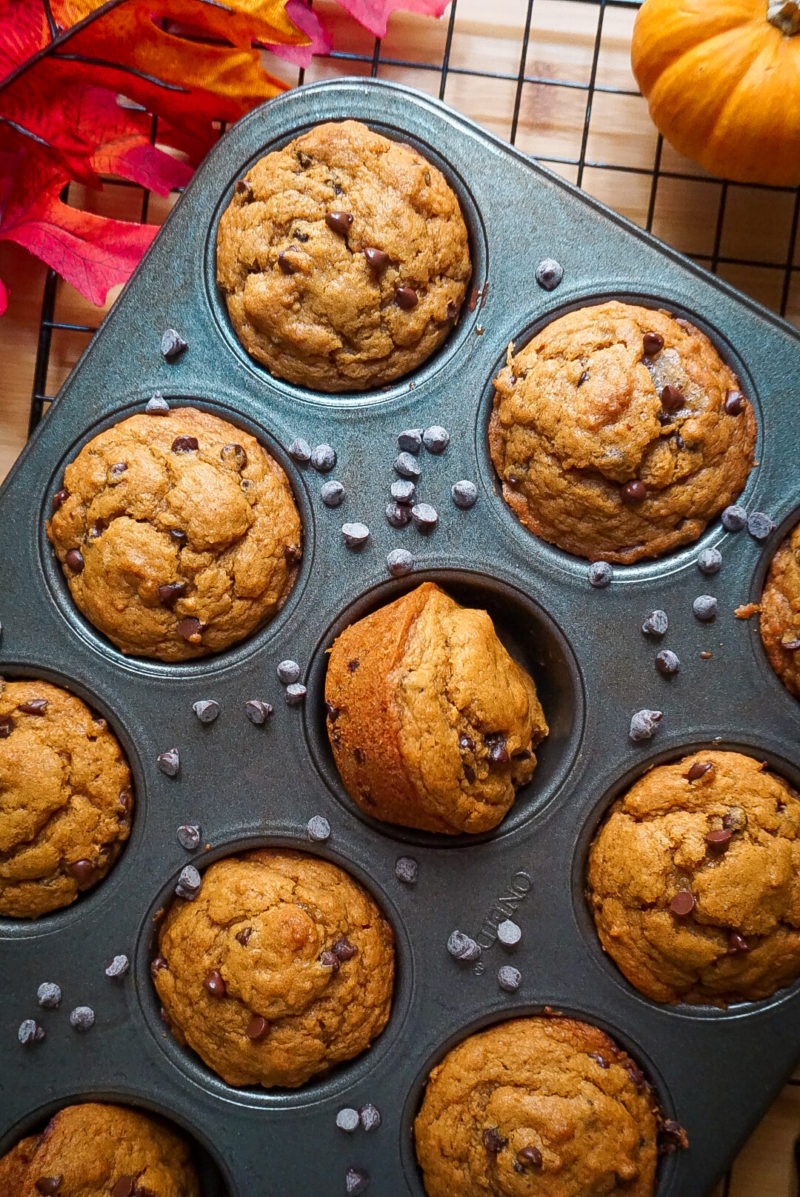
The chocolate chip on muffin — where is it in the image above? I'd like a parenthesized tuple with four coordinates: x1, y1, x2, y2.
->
(0, 679, 132, 918)
(489, 301, 756, 563)
(324, 582, 548, 834)
(153, 849, 394, 1088)
(216, 120, 472, 392)
(588, 750, 800, 1004)
(47, 407, 301, 661)
(414, 1016, 663, 1197)
(760, 519, 800, 698)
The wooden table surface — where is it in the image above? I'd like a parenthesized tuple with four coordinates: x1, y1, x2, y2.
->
(1, 2, 798, 1193)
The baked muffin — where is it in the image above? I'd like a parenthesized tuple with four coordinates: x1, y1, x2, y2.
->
(414, 1016, 661, 1197)
(489, 301, 756, 563)
(216, 120, 472, 391)
(0, 679, 132, 918)
(153, 849, 394, 1088)
(47, 406, 301, 661)
(760, 520, 800, 698)
(588, 750, 800, 1005)
(324, 582, 548, 835)
(0, 1102, 199, 1196)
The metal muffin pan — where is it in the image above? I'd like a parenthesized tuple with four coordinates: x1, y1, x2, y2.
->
(1, 78, 799, 1196)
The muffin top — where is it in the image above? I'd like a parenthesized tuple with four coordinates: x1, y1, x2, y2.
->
(0, 679, 132, 918)
(414, 1016, 661, 1197)
(47, 406, 301, 661)
(154, 849, 395, 1088)
(0, 1102, 200, 1197)
(325, 582, 548, 834)
(588, 751, 800, 1005)
(216, 119, 472, 391)
(760, 520, 800, 698)
(489, 301, 756, 563)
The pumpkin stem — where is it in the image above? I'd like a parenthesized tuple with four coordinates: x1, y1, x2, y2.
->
(768, 0, 800, 34)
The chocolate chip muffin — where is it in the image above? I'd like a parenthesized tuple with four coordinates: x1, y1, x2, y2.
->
(489, 301, 756, 563)
(324, 582, 548, 835)
(588, 750, 800, 1005)
(760, 519, 800, 698)
(414, 1016, 662, 1197)
(0, 1102, 200, 1196)
(153, 849, 394, 1088)
(47, 406, 301, 661)
(0, 679, 132, 918)
(216, 120, 472, 391)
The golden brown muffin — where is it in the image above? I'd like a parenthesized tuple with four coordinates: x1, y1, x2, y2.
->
(47, 406, 301, 662)
(0, 1102, 200, 1196)
(153, 849, 394, 1088)
(760, 520, 800, 699)
(414, 1016, 661, 1197)
(216, 120, 472, 391)
(489, 301, 756, 563)
(324, 582, 548, 835)
(0, 679, 132, 918)
(588, 751, 800, 1006)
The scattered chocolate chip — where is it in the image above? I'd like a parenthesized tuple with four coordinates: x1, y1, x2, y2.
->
(307, 815, 331, 842)
(721, 505, 748, 532)
(411, 503, 438, 533)
(535, 258, 563, 290)
(497, 964, 521, 991)
(482, 1127, 507, 1154)
(620, 480, 647, 504)
(629, 709, 663, 742)
(517, 1146, 543, 1168)
(642, 609, 668, 637)
(156, 747, 180, 777)
(105, 955, 129, 979)
(19, 698, 47, 715)
(643, 331, 664, 356)
(171, 435, 199, 454)
(320, 480, 345, 507)
(588, 1052, 609, 1069)
(35, 1179, 62, 1195)
(394, 451, 421, 479)
(332, 937, 357, 962)
(176, 617, 203, 641)
(0, 714, 15, 738)
(177, 824, 201, 851)
(728, 931, 750, 954)
(285, 682, 307, 706)
(386, 501, 412, 528)
(245, 699, 273, 725)
(656, 649, 680, 676)
(69, 1005, 95, 1030)
(660, 384, 684, 412)
(364, 246, 390, 273)
(588, 560, 613, 588)
(203, 969, 226, 998)
(391, 479, 416, 504)
(157, 581, 187, 607)
(397, 429, 423, 454)
(724, 389, 745, 415)
(176, 864, 202, 900)
(51, 488, 69, 511)
(325, 211, 353, 235)
(310, 444, 337, 473)
(276, 660, 300, 685)
(342, 522, 370, 549)
(234, 178, 254, 200)
(697, 547, 722, 576)
(422, 426, 449, 454)
(497, 919, 522, 947)
(220, 443, 248, 471)
(18, 1018, 45, 1045)
(65, 548, 84, 573)
(345, 1168, 369, 1195)
(706, 828, 733, 852)
(451, 480, 478, 509)
(395, 856, 418, 884)
(235, 927, 252, 947)
(447, 930, 481, 961)
(387, 548, 414, 577)
(659, 1121, 689, 1154)
(687, 761, 714, 781)
(395, 285, 418, 309)
(289, 437, 312, 464)
(336, 1107, 360, 1133)
(246, 1014, 269, 1041)
(111, 1178, 136, 1197)
(192, 699, 219, 723)
(161, 329, 187, 360)
(693, 595, 718, 622)
(145, 393, 170, 414)
(747, 511, 775, 541)
(278, 249, 300, 275)
(68, 859, 95, 887)
(669, 890, 696, 917)
(151, 956, 168, 979)
(488, 735, 510, 764)
(37, 982, 61, 1009)
(359, 1103, 381, 1132)
(320, 950, 340, 972)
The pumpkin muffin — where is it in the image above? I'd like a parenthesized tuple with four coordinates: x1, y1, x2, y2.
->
(324, 582, 548, 835)
(216, 119, 472, 391)
(588, 751, 800, 1006)
(414, 1016, 662, 1197)
(0, 1102, 200, 1196)
(47, 406, 301, 662)
(153, 849, 395, 1088)
(760, 519, 800, 698)
(489, 301, 756, 563)
(0, 679, 132, 918)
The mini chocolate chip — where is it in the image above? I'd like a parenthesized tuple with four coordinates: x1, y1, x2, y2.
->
(176, 864, 202, 900)
(236, 927, 252, 947)
(68, 859, 95, 887)
(0, 714, 15, 737)
(359, 1103, 381, 1132)
(234, 178, 254, 200)
(621, 480, 647, 504)
(463, 764, 476, 783)
(782, 637, 800, 651)
(245, 699, 273, 725)
(161, 328, 187, 359)
(297, 150, 312, 168)
(109, 461, 128, 479)
(488, 736, 509, 764)
(320, 950, 340, 972)
(497, 919, 522, 947)
(112, 1177, 136, 1197)
(18, 1019, 45, 1045)
(629, 709, 662, 742)
(289, 437, 312, 464)
(588, 561, 613, 588)
(158, 581, 187, 607)
(706, 828, 733, 851)
(332, 937, 357, 961)
(446, 300, 458, 319)
(657, 410, 672, 426)
(660, 384, 684, 412)
(725, 389, 745, 415)
(535, 258, 563, 290)
(422, 426, 449, 454)
(459, 734, 475, 751)
(656, 649, 680, 676)
(353, 748, 364, 763)
(693, 595, 718, 622)
(721, 505, 748, 532)
(659, 1121, 689, 1154)
(203, 969, 226, 998)
(447, 930, 481, 961)
(517, 1146, 543, 1167)
(669, 890, 696, 917)
(278, 249, 300, 274)
(192, 699, 219, 723)
(391, 479, 416, 504)
(285, 683, 307, 705)
(747, 511, 775, 541)
(512, 748, 532, 760)
(69, 1005, 94, 1030)
(177, 824, 201, 850)
(687, 761, 714, 781)
(19, 699, 47, 715)
(452, 480, 478, 509)
(395, 285, 418, 309)
(325, 701, 340, 721)
(156, 747, 180, 777)
(482, 1127, 507, 1153)
(37, 982, 62, 1009)
(35, 1178, 62, 1195)
(397, 429, 423, 454)
(497, 965, 521, 991)
(105, 955, 129, 978)
(386, 502, 412, 528)
(697, 548, 722, 576)
(320, 479, 345, 508)
(411, 503, 438, 533)
(623, 1062, 648, 1092)
(589, 1052, 609, 1069)
(342, 522, 370, 549)
(169, 528, 187, 543)
(52, 488, 69, 511)
(145, 393, 170, 414)
(345, 1168, 369, 1195)
(151, 956, 168, 978)
(643, 331, 664, 356)
(221, 443, 247, 471)
(246, 1014, 269, 1041)
(364, 246, 390, 272)
(395, 856, 418, 884)
(336, 1107, 360, 1133)
(387, 548, 414, 577)
(176, 617, 203, 641)
(326, 211, 353, 235)
(307, 815, 331, 842)
(642, 609, 668, 637)
(65, 548, 84, 572)
(171, 435, 199, 454)
(578, 370, 588, 386)
(394, 451, 421, 479)
(728, 931, 750, 954)
(310, 444, 337, 472)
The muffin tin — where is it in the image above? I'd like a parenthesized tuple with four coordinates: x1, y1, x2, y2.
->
(1, 78, 799, 1196)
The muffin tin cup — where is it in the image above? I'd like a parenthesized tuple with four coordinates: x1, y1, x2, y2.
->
(2, 78, 800, 1196)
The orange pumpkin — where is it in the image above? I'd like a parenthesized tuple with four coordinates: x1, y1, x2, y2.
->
(632, 0, 800, 185)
